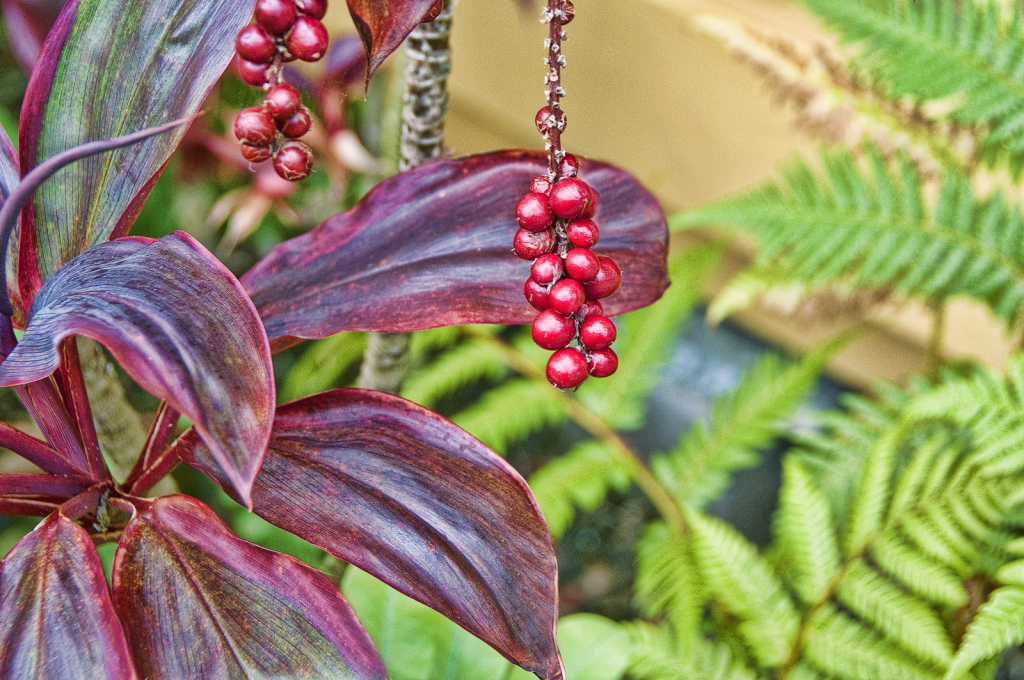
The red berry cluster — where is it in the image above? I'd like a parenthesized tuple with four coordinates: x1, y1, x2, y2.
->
(233, 0, 329, 182)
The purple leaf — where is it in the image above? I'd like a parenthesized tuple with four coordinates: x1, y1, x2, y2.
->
(0, 233, 274, 505)
(177, 389, 565, 680)
(243, 151, 669, 350)
(346, 0, 438, 81)
(323, 33, 368, 91)
(0, 512, 137, 679)
(0, 0, 70, 72)
(0, 125, 17, 206)
(112, 495, 387, 680)
(11, 0, 255, 320)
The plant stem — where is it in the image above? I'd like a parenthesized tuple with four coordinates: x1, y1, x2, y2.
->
(927, 298, 945, 379)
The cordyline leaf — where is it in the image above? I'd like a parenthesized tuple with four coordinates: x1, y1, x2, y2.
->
(346, 0, 438, 81)
(177, 389, 565, 680)
(112, 495, 386, 680)
(0, 126, 17, 205)
(0, 0, 69, 72)
(244, 151, 669, 351)
(0, 233, 274, 505)
(0, 512, 137, 679)
(11, 0, 254, 321)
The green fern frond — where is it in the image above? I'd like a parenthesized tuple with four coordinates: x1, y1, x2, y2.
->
(626, 623, 761, 680)
(280, 332, 367, 401)
(451, 379, 567, 455)
(870, 533, 969, 608)
(947, 579, 1024, 679)
(633, 522, 703, 644)
(400, 340, 509, 409)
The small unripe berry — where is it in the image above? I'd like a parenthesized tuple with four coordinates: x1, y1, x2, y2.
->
(549, 178, 592, 220)
(287, 16, 329, 61)
(530, 175, 553, 194)
(295, 0, 328, 19)
(279, 107, 313, 138)
(236, 57, 271, 87)
(547, 349, 588, 389)
(583, 256, 622, 299)
(559, 153, 579, 178)
(588, 348, 618, 378)
(561, 0, 576, 24)
(515, 192, 554, 231)
(531, 253, 563, 285)
(579, 299, 603, 320)
(513, 229, 556, 259)
(566, 218, 599, 247)
(565, 247, 600, 283)
(580, 316, 616, 349)
(264, 84, 303, 121)
(236, 25, 276, 63)
(549, 279, 585, 316)
(234, 106, 276, 146)
(535, 106, 565, 135)
(421, 0, 443, 22)
(581, 186, 600, 219)
(240, 143, 272, 163)
(532, 310, 576, 350)
(273, 140, 314, 181)
(255, 0, 297, 34)
(524, 278, 551, 311)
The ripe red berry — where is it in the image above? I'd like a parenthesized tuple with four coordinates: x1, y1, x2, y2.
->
(234, 106, 277, 146)
(565, 247, 600, 283)
(583, 256, 622, 299)
(549, 279, 585, 316)
(524, 277, 551, 311)
(515, 192, 554, 232)
(273, 140, 314, 181)
(579, 299, 604, 320)
(295, 0, 328, 19)
(535, 106, 565, 135)
(240, 143, 272, 163)
(560, 153, 579, 178)
(421, 0, 443, 22)
(580, 316, 616, 349)
(530, 175, 553, 194)
(582, 186, 600, 219)
(264, 84, 302, 120)
(532, 310, 576, 350)
(513, 229, 556, 259)
(287, 16, 329, 61)
(236, 57, 271, 87)
(547, 349, 588, 389)
(255, 0, 297, 34)
(566, 218, 599, 247)
(236, 25, 277, 63)
(531, 253, 563, 285)
(588, 348, 618, 378)
(279, 107, 312, 138)
(549, 178, 592, 220)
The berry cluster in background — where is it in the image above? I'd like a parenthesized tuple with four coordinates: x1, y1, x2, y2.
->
(516, 0, 620, 390)
(232, 0, 330, 182)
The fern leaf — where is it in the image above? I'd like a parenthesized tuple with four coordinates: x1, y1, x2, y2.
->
(528, 440, 632, 539)
(280, 332, 367, 401)
(844, 424, 905, 557)
(871, 533, 969, 608)
(626, 623, 760, 680)
(452, 379, 567, 455)
(633, 522, 703, 644)
(400, 340, 509, 409)
(946, 583, 1024, 679)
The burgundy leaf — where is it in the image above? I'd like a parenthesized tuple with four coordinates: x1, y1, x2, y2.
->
(346, 0, 441, 81)
(323, 33, 368, 91)
(178, 389, 565, 680)
(0, 0, 69, 72)
(0, 512, 137, 679)
(243, 151, 669, 350)
(0, 124, 17, 205)
(112, 495, 386, 680)
(0, 233, 274, 505)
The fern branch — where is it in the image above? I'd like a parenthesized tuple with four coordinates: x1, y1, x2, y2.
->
(401, 339, 509, 409)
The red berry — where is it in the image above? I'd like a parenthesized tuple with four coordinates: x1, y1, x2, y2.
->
(565, 247, 600, 283)
(560, 153, 579, 177)
(567, 218, 599, 247)
(515, 192, 554, 232)
(287, 16, 329, 61)
(279, 107, 312, 138)
(531, 253, 563, 285)
(295, 0, 328, 19)
(549, 279, 585, 316)
(561, 0, 576, 24)
(547, 349, 588, 389)
(583, 256, 621, 299)
(236, 25, 276, 63)
(234, 106, 276, 146)
(513, 229, 555, 259)
(524, 278, 551, 311)
(255, 0, 297, 34)
(579, 299, 603, 320)
(535, 106, 565, 135)
(588, 348, 618, 378)
(264, 84, 302, 120)
(530, 175, 553, 194)
(240, 143, 272, 163)
(236, 57, 271, 87)
(580, 316, 616, 349)
(532, 310, 576, 350)
(273, 141, 314, 181)
(549, 178, 592, 219)
(421, 0, 443, 22)
(582, 186, 600, 219)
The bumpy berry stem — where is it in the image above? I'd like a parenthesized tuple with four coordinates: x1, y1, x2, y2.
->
(543, 0, 568, 180)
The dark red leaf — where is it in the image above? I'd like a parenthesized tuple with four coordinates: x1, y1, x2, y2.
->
(177, 389, 565, 680)
(0, 0, 70, 72)
(0, 512, 137, 679)
(346, 0, 438, 81)
(0, 125, 17, 205)
(323, 33, 368, 90)
(243, 150, 669, 350)
(0, 233, 274, 505)
(112, 495, 386, 680)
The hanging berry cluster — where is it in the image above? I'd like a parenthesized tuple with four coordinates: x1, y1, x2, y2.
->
(232, 0, 330, 182)
(515, 0, 621, 390)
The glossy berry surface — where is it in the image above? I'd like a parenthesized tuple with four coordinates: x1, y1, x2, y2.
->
(524, 278, 551, 311)
(295, 0, 328, 19)
(255, 0, 297, 34)
(234, 107, 276, 146)
(513, 229, 555, 260)
(279, 108, 312, 138)
(582, 255, 622, 299)
(287, 16, 329, 61)
(421, 0, 443, 22)
(530, 253, 563, 285)
(236, 25, 276, 63)
(264, 84, 302, 121)
(581, 186, 600, 219)
(588, 348, 618, 378)
(579, 299, 603, 320)
(515, 192, 553, 232)
(559, 153, 579, 177)
(240, 143, 271, 163)
(548, 279, 585, 317)
(549, 178, 591, 220)
(565, 247, 599, 283)
(530, 175, 553, 195)
(532, 310, 575, 350)
(547, 349, 588, 389)
(236, 58, 271, 87)
(273, 141, 314, 182)
(580, 316, 616, 349)
(566, 218, 599, 247)
(535, 106, 564, 134)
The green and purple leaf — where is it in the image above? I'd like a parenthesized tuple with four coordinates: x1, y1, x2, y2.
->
(0, 0, 69, 72)
(346, 0, 438, 81)
(0, 233, 274, 505)
(0, 512, 137, 679)
(11, 0, 254, 319)
(112, 495, 386, 680)
(177, 389, 565, 680)
(244, 151, 669, 350)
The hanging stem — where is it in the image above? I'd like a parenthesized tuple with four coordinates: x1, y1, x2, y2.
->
(927, 298, 945, 379)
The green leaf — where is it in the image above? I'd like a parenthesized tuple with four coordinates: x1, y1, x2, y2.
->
(626, 622, 760, 680)
(946, 583, 1024, 679)
(633, 522, 703, 644)
(452, 379, 568, 455)
(280, 332, 367, 402)
(402, 340, 509, 409)
(508, 615, 631, 680)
